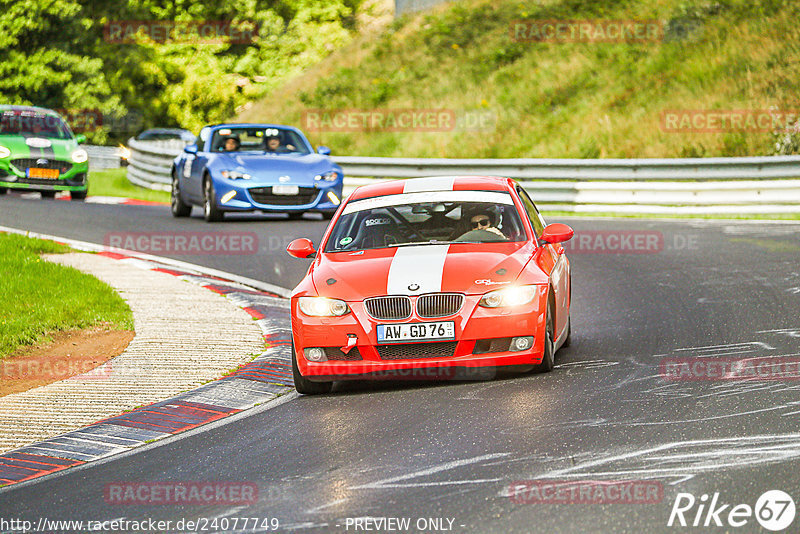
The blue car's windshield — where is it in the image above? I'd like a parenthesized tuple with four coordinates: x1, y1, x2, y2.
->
(210, 127, 310, 155)
(0, 110, 72, 139)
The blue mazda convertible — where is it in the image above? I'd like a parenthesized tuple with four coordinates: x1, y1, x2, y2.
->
(171, 124, 344, 222)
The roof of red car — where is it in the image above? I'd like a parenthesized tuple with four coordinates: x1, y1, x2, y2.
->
(348, 176, 514, 201)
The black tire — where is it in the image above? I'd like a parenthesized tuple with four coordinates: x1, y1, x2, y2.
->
(71, 190, 87, 201)
(561, 315, 572, 348)
(171, 171, 192, 217)
(320, 210, 336, 220)
(40, 191, 56, 199)
(203, 176, 224, 222)
(532, 306, 555, 373)
(561, 272, 572, 348)
(287, 212, 305, 221)
(0, 187, 7, 195)
(291, 341, 332, 395)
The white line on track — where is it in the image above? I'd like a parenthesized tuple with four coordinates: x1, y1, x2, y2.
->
(350, 452, 510, 490)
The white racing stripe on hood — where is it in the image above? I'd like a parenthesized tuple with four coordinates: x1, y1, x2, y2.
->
(403, 176, 455, 192)
(387, 245, 450, 295)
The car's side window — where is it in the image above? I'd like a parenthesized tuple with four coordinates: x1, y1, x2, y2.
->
(198, 127, 211, 150)
(517, 186, 545, 238)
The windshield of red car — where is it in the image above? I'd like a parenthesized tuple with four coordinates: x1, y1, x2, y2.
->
(0, 110, 72, 139)
(323, 191, 528, 252)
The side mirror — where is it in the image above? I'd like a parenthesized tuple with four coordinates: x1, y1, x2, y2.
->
(183, 144, 198, 154)
(287, 238, 317, 259)
(317, 146, 331, 156)
(540, 223, 574, 244)
(74, 134, 87, 144)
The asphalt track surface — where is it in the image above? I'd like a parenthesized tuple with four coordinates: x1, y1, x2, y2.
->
(2, 191, 800, 533)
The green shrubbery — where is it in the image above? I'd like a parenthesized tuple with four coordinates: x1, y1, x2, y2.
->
(1, 0, 362, 143)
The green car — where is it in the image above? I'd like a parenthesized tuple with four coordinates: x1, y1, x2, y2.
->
(0, 105, 89, 200)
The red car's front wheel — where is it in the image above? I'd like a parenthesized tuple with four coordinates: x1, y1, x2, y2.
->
(532, 306, 555, 373)
(291, 340, 333, 395)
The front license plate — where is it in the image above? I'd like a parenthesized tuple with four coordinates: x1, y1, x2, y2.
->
(377, 321, 455, 344)
(272, 184, 299, 195)
(27, 168, 59, 179)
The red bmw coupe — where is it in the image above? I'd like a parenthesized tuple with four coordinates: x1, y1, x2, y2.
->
(286, 176, 574, 394)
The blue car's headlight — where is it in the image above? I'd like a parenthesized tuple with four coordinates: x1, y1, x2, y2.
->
(221, 170, 251, 180)
(314, 170, 340, 182)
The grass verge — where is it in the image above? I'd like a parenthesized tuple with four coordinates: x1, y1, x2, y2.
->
(0, 233, 134, 359)
(88, 168, 170, 203)
(240, 0, 800, 160)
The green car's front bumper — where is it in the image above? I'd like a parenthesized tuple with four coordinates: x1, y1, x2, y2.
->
(0, 159, 89, 192)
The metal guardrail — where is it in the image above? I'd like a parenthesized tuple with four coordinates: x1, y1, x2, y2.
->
(126, 138, 185, 191)
(335, 155, 800, 181)
(86, 145, 124, 170)
(125, 138, 800, 213)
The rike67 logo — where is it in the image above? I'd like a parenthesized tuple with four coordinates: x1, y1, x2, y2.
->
(668, 490, 796, 531)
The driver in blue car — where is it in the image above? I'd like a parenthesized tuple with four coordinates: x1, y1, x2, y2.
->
(223, 136, 241, 151)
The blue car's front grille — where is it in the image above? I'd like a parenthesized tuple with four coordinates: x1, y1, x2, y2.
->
(248, 186, 318, 206)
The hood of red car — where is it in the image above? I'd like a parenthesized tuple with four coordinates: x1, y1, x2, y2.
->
(311, 242, 536, 300)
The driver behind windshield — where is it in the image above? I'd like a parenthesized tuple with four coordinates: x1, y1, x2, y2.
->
(456, 209, 508, 242)
(223, 136, 240, 151)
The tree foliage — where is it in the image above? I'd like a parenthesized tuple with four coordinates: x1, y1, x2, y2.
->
(0, 0, 361, 142)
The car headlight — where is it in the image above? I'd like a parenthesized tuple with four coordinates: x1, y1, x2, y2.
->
(221, 170, 251, 180)
(0, 145, 11, 159)
(479, 285, 538, 308)
(314, 170, 340, 182)
(298, 296, 350, 317)
(71, 148, 88, 163)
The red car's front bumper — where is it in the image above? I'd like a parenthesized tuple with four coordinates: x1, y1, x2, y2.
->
(291, 289, 548, 382)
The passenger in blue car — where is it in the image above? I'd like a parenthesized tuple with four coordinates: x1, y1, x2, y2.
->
(265, 134, 294, 153)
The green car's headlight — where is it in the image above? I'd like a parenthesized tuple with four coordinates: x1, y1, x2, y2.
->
(71, 148, 88, 163)
(298, 296, 349, 317)
(479, 285, 539, 308)
(0, 145, 10, 159)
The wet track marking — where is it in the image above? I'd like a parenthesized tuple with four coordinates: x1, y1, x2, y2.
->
(672, 341, 775, 356)
(554, 359, 620, 371)
(350, 453, 510, 490)
(306, 454, 512, 514)
(499, 433, 800, 490)
(307, 499, 349, 514)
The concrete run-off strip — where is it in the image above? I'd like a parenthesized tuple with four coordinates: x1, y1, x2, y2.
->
(0, 227, 296, 491)
(0, 252, 265, 452)
(0, 228, 295, 488)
